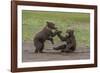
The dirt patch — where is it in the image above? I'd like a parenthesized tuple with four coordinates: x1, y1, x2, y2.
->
(22, 42, 90, 62)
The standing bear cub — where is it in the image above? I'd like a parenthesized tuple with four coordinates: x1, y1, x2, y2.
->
(34, 21, 57, 53)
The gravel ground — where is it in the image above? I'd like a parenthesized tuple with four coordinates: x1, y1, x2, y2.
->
(22, 42, 90, 62)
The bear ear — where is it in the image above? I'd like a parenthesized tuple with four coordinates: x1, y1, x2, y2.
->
(46, 21, 50, 24)
(46, 21, 50, 27)
(70, 30, 74, 33)
(46, 21, 53, 27)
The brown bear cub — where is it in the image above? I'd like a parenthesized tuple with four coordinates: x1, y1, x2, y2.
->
(54, 29, 76, 53)
(34, 21, 57, 53)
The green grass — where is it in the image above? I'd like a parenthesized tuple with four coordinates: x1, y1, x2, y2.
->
(22, 10, 90, 48)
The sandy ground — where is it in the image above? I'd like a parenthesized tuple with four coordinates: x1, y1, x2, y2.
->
(22, 42, 90, 62)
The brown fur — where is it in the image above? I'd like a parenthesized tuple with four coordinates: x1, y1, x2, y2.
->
(54, 29, 76, 53)
(34, 21, 57, 53)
